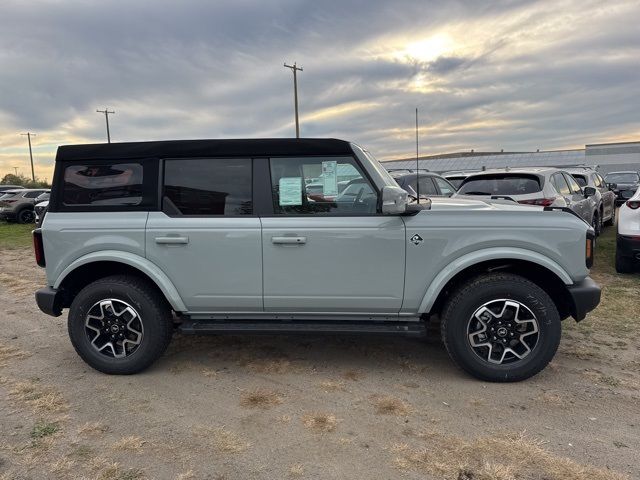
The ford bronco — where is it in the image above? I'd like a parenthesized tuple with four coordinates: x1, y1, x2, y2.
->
(34, 139, 600, 381)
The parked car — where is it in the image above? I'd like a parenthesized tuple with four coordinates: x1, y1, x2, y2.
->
(454, 168, 600, 233)
(35, 199, 49, 223)
(390, 171, 457, 200)
(0, 188, 50, 223)
(442, 171, 480, 189)
(604, 171, 640, 205)
(0, 184, 22, 193)
(34, 138, 599, 382)
(616, 187, 640, 273)
(565, 167, 616, 228)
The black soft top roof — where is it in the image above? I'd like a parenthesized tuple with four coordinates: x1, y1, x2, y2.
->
(55, 138, 353, 161)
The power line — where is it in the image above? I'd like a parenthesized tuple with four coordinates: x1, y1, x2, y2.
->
(284, 62, 303, 138)
(96, 108, 115, 143)
(20, 132, 36, 181)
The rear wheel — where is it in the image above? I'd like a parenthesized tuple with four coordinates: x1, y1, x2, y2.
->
(441, 273, 561, 382)
(17, 208, 35, 224)
(68, 275, 173, 374)
(605, 206, 615, 227)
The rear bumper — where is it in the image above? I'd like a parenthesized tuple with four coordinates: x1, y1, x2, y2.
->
(35, 287, 63, 317)
(567, 276, 601, 321)
(617, 234, 640, 263)
(0, 211, 16, 221)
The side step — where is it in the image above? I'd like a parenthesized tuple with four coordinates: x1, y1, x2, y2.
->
(178, 319, 426, 336)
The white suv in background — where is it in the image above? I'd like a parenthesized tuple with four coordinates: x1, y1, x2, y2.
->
(616, 187, 640, 273)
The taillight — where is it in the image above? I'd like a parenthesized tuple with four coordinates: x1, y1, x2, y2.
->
(626, 200, 640, 209)
(3, 199, 17, 204)
(518, 198, 556, 207)
(33, 229, 46, 267)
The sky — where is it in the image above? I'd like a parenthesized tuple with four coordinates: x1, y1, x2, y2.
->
(0, 0, 638, 181)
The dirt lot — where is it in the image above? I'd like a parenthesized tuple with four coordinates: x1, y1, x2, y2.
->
(0, 222, 638, 480)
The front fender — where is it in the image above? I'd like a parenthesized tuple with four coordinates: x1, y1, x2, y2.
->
(417, 247, 573, 314)
(53, 250, 188, 312)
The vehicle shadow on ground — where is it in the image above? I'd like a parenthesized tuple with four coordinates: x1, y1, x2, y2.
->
(159, 329, 461, 380)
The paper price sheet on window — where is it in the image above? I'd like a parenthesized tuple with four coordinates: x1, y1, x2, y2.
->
(279, 177, 303, 206)
(322, 160, 338, 196)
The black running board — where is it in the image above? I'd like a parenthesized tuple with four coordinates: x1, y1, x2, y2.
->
(179, 319, 426, 336)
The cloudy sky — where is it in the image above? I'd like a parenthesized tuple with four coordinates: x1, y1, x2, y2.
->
(0, 0, 638, 180)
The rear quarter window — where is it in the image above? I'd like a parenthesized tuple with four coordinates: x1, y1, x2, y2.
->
(62, 163, 143, 206)
(458, 174, 542, 195)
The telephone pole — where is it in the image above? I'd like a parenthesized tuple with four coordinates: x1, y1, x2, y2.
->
(20, 132, 36, 181)
(415, 108, 420, 200)
(13, 167, 18, 176)
(96, 108, 115, 143)
(284, 62, 303, 138)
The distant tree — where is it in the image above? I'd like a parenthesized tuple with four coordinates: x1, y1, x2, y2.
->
(1, 173, 51, 188)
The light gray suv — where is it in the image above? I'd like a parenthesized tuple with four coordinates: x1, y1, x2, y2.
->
(455, 168, 600, 233)
(34, 139, 600, 382)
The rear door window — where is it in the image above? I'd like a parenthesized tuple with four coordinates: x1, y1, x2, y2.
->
(163, 158, 252, 216)
(62, 163, 143, 206)
(551, 173, 571, 196)
(458, 175, 542, 195)
(564, 173, 583, 194)
(407, 176, 438, 197)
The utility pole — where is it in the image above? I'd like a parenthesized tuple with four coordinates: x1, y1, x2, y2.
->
(20, 132, 36, 181)
(12, 167, 19, 176)
(96, 108, 115, 143)
(284, 62, 303, 138)
(415, 108, 420, 201)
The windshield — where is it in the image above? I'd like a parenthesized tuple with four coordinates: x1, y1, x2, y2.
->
(351, 143, 398, 186)
(458, 174, 542, 195)
(604, 172, 639, 183)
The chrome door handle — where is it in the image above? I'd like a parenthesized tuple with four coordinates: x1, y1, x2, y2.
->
(155, 236, 189, 245)
(271, 236, 306, 245)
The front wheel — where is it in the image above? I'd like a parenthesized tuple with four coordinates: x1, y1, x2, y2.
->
(441, 273, 561, 382)
(68, 275, 173, 374)
(591, 210, 601, 237)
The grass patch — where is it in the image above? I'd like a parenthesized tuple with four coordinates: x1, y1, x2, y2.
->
(9, 380, 68, 414)
(111, 436, 146, 452)
(239, 388, 283, 409)
(373, 396, 411, 416)
(210, 427, 250, 453)
(302, 412, 338, 433)
(0, 222, 33, 249)
(393, 431, 628, 480)
(0, 343, 29, 367)
(30, 421, 59, 439)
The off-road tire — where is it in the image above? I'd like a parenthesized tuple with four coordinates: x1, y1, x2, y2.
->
(68, 275, 173, 374)
(440, 273, 561, 382)
(592, 210, 601, 237)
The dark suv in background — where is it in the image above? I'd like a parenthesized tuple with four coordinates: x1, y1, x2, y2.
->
(604, 171, 640, 205)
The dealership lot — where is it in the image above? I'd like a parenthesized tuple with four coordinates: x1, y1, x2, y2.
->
(0, 221, 638, 479)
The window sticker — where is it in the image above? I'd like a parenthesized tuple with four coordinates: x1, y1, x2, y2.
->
(279, 177, 303, 206)
(322, 161, 338, 196)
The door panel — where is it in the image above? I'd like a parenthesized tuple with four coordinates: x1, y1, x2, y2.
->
(146, 212, 262, 312)
(261, 216, 406, 313)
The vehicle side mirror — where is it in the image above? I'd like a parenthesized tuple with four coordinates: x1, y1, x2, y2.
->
(607, 183, 617, 191)
(381, 185, 408, 214)
(584, 186, 597, 198)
